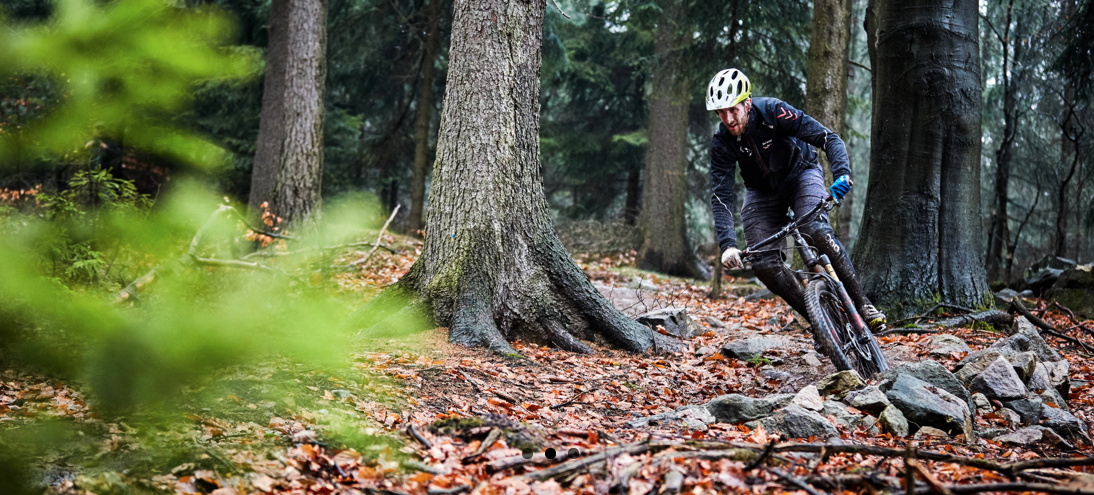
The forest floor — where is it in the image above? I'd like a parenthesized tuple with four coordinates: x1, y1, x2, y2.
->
(6, 232, 1094, 495)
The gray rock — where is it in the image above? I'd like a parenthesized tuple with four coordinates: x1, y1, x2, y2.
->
(1028, 362, 1053, 391)
(995, 426, 1072, 448)
(1039, 388, 1069, 412)
(994, 289, 1020, 308)
(1040, 405, 1091, 442)
(820, 400, 865, 429)
(761, 369, 792, 381)
(1007, 352, 1038, 382)
(1001, 397, 1043, 425)
(637, 308, 703, 339)
(744, 289, 776, 301)
(972, 393, 994, 415)
(706, 394, 793, 424)
(330, 389, 353, 399)
(879, 405, 909, 437)
(1047, 359, 1071, 397)
(791, 385, 824, 411)
(880, 360, 973, 412)
(977, 427, 1011, 439)
(627, 404, 715, 430)
(802, 352, 824, 367)
(928, 334, 971, 357)
(746, 404, 839, 439)
(956, 351, 1005, 383)
(626, 278, 659, 291)
(1002, 317, 1063, 363)
(1019, 290, 1035, 298)
(885, 374, 973, 439)
(703, 316, 726, 329)
(1045, 264, 1094, 319)
(849, 386, 891, 415)
(722, 337, 791, 361)
(1026, 267, 1065, 295)
(818, 371, 866, 396)
(673, 405, 716, 430)
(969, 356, 1029, 400)
(914, 426, 950, 440)
(1002, 408, 1022, 428)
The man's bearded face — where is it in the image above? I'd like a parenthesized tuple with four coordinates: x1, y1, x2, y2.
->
(717, 99, 750, 136)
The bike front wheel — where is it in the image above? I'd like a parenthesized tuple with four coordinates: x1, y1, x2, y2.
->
(805, 279, 887, 380)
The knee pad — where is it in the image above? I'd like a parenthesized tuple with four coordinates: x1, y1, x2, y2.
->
(801, 222, 844, 257)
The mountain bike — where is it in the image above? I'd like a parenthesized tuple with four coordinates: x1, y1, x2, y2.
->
(740, 196, 889, 379)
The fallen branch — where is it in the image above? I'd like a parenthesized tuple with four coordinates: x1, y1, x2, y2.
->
(934, 310, 1013, 329)
(766, 466, 826, 495)
(1047, 301, 1094, 339)
(519, 441, 651, 481)
(406, 424, 432, 450)
(241, 240, 397, 260)
(1011, 300, 1094, 354)
(889, 303, 976, 327)
(927, 483, 1094, 495)
(352, 205, 400, 266)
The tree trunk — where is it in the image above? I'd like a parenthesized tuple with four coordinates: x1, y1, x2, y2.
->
(623, 167, 641, 226)
(986, 0, 1018, 283)
(357, 0, 653, 354)
(851, 0, 990, 316)
(636, 1, 709, 280)
(408, 0, 445, 234)
(805, 0, 852, 237)
(248, 0, 328, 232)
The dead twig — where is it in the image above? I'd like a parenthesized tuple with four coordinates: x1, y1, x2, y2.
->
(889, 303, 975, 327)
(406, 424, 432, 450)
(766, 466, 827, 495)
(352, 205, 400, 266)
(519, 441, 651, 481)
(926, 483, 1094, 495)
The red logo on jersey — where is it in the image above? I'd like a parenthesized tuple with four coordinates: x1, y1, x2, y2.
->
(777, 107, 798, 120)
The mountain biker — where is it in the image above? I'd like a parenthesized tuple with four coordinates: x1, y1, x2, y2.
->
(706, 68, 887, 330)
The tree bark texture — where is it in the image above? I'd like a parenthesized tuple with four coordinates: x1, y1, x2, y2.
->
(362, 0, 654, 354)
(851, 0, 990, 316)
(248, 0, 328, 232)
(636, 1, 709, 280)
(985, 0, 1019, 283)
(805, 0, 853, 238)
(409, 0, 445, 234)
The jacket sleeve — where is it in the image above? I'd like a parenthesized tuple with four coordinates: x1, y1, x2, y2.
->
(770, 99, 852, 180)
(710, 136, 739, 253)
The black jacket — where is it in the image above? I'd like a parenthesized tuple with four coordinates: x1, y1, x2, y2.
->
(710, 97, 851, 252)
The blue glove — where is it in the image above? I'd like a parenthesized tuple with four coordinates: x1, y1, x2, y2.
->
(830, 175, 852, 202)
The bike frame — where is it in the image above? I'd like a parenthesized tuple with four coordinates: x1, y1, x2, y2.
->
(740, 197, 873, 344)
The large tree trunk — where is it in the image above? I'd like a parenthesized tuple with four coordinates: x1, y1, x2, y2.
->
(408, 0, 445, 234)
(357, 0, 653, 354)
(635, 1, 708, 280)
(985, 0, 1018, 283)
(851, 0, 990, 316)
(248, 0, 327, 231)
(805, 0, 852, 238)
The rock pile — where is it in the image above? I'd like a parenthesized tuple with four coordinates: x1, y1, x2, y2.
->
(628, 316, 1089, 447)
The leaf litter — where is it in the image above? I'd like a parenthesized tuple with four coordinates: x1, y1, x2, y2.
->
(5, 235, 1094, 494)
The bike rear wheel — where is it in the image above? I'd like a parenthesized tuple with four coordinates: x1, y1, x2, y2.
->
(805, 279, 886, 379)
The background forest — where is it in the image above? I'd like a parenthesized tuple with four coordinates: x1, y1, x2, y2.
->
(4, 0, 1088, 280)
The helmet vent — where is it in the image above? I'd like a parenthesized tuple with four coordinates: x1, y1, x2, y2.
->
(717, 90, 722, 99)
(718, 77, 725, 86)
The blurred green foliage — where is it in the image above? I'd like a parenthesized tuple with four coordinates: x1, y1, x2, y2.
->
(0, 1, 417, 492)
(0, 0, 256, 168)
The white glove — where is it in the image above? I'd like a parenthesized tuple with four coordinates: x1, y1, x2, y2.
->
(721, 248, 744, 270)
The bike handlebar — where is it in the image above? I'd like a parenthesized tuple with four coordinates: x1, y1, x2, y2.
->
(740, 195, 838, 258)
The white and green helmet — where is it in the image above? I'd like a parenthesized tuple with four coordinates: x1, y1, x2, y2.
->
(705, 68, 751, 111)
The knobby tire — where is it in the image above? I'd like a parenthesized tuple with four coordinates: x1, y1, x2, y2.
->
(805, 279, 885, 379)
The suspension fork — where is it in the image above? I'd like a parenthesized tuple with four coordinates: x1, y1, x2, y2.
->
(813, 254, 870, 336)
